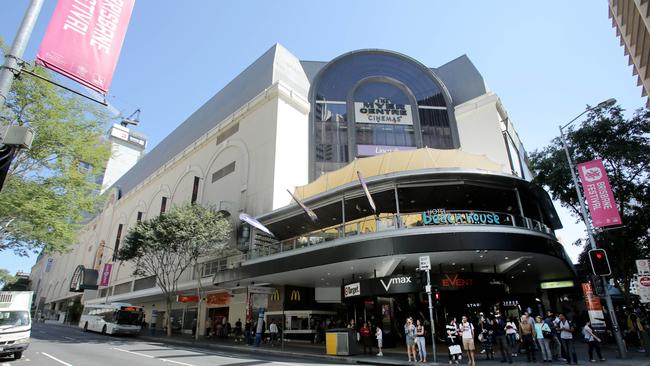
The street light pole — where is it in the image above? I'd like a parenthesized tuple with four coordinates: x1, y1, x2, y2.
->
(558, 98, 626, 358)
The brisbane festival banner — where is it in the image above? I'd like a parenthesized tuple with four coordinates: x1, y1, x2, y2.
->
(577, 159, 622, 228)
(36, 0, 135, 94)
(100, 263, 112, 287)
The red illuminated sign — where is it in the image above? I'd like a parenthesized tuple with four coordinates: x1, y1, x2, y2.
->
(441, 274, 473, 288)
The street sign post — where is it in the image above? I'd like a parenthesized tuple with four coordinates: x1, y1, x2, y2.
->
(418, 256, 436, 363)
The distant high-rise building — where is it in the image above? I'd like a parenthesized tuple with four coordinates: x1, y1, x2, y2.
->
(609, 0, 650, 106)
(100, 124, 147, 193)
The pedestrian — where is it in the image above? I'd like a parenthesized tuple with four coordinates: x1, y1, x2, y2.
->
(481, 316, 494, 360)
(404, 317, 417, 362)
(583, 321, 606, 362)
(269, 319, 279, 346)
(545, 311, 563, 361)
(416, 319, 427, 362)
(376, 325, 384, 356)
(244, 320, 252, 345)
(191, 317, 197, 336)
(557, 313, 578, 365)
(205, 316, 212, 338)
(235, 318, 243, 342)
(446, 317, 462, 364)
(461, 315, 476, 365)
(360, 321, 373, 354)
(627, 312, 646, 351)
(519, 314, 536, 362)
(535, 315, 552, 362)
(505, 316, 518, 357)
(493, 313, 512, 363)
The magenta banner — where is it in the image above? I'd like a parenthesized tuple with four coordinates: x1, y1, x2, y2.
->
(100, 263, 112, 287)
(578, 159, 622, 228)
(36, 0, 135, 94)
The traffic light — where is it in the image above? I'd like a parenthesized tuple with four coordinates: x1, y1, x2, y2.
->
(434, 288, 440, 301)
(589, 249, 612, 276)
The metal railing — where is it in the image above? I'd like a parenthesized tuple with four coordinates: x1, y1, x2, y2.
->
(248, 210, 554, 260)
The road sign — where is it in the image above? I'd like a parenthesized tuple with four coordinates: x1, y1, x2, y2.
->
(638, 276, 650, 303)
(419, 256, 431, 271)
(636, 259, 650, 274)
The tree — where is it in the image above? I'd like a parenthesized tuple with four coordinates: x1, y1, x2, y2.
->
(118, 203, 232, 337)
(0, 38, 111, 256)
(0, 268, 16, 289)
(529, 104, 650, 304)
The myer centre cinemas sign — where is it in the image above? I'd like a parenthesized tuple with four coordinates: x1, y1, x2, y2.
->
(343, 275, 421, 298)
(354, 98, 413, 125)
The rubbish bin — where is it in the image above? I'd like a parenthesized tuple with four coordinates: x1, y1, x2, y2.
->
(326, 328, 361, 355)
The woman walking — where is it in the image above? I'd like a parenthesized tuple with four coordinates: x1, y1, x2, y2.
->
(535, 315, 552, 362)
(446, 318, 462, 364)
(583, 321, 606, 362)
(404, 317, 417, 362)
(461, 315, 476, 365)
(505, 316, 518, 357)
(481, 316, 494, 360)
(416, 319, 427, 362)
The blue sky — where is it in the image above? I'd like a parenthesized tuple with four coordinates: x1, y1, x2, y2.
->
(0, 0, 646, 275)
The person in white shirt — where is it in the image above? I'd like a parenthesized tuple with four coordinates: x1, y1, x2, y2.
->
(583, 321, 606, 362)
(461, 315, 476, 365)
(269, 320, 279, 346)
(557, 313, 577, 365)
(376, 326, 383, 356)
(505, 317, 518, 357)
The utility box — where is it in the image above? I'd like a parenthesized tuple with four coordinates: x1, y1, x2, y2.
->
(326, 328, 360, 356)
(2, 126, 34, 149)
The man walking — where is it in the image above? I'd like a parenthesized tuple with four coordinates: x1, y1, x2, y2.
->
(494, 313, 512, 363)
(269, 319, 279, 346)
(557, 313, 578, 365)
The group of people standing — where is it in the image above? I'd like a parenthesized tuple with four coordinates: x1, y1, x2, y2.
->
(404, 317, 429, 362)
(444, 311, 606, 365)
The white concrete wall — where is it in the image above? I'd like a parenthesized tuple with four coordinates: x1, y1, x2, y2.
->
(454, 92, 512, 171)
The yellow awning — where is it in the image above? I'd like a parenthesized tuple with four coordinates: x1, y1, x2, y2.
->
(294, 148, 508, 199)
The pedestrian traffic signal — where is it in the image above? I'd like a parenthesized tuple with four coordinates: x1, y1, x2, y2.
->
(589, 249, 612, 276)
(434, 289, 440, 301)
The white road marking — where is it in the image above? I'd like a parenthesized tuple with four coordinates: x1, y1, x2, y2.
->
(1, 362, 10, 366)
(41, 352, 73, 366)
(272, 362, 305, 366)
(63, 336, 75, 341)
(112, 347, 154, 358)
(112, 347, 196, 366)
(160, 359, 195, 366)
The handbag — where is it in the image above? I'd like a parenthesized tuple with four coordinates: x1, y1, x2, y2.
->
(543, 330, 552, 339)
(449, 344, 462, 355)
(478, 333, 484, 342)
(515, 332, 520, 341)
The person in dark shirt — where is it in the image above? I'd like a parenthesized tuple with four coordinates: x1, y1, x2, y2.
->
(493, 313, 512, 363)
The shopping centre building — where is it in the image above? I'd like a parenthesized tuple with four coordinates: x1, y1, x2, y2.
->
(30, 44, 576, 342)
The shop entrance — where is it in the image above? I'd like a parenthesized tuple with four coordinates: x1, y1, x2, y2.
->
(208, 307, 230, 338)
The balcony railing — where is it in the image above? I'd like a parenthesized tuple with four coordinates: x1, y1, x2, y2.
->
(249, 210, 554, 260)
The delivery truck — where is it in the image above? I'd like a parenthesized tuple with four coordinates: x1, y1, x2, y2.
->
(0, 291, 33, 360)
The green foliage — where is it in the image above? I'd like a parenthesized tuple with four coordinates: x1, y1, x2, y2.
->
(118, 203, 232, 336)
(529, 105, 650, 302)
(0, 268, 16, 289)
(0, 37, 111, 256)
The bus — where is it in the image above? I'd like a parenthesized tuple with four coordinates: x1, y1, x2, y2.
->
(78, 303, 144, 335)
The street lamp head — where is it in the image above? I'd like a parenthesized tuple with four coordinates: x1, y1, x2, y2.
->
(597, 98, 617, 108)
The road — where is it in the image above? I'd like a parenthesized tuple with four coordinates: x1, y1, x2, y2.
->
(0, 323, 345, 366)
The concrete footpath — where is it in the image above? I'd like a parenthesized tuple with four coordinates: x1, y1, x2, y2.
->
(137, 330, 650, 366)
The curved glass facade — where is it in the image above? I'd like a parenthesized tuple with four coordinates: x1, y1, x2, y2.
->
(310, 51, 459, 179)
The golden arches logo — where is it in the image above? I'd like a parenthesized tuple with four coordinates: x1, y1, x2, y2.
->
(271, 289, 280, 301)
(290, 289, 301, 302)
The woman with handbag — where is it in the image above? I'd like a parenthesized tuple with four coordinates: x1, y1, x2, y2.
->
(505, 316, 519, 357)
(535, 315, 552, 362)
(446, 318, 462, 364)
(583, 321, 606, 362)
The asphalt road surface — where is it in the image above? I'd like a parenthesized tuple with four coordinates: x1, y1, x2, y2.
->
(0, 323, 344, 366)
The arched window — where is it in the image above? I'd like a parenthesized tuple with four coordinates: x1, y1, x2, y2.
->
(310, 50, 458, 180)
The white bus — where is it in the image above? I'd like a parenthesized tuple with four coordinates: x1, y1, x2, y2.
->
(78, 303, 143, 335)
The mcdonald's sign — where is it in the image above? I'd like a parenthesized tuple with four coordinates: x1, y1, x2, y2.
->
(290, 289, 301, 302)
(271, 288, 281, 302)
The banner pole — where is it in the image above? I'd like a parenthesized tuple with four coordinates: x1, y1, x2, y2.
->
(0, 0, 44, 111)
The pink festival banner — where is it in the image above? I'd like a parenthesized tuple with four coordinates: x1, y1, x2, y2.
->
(100, 263, 112, 287)
(36, 0, 135, 94)
(578, 159, 622, 228)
